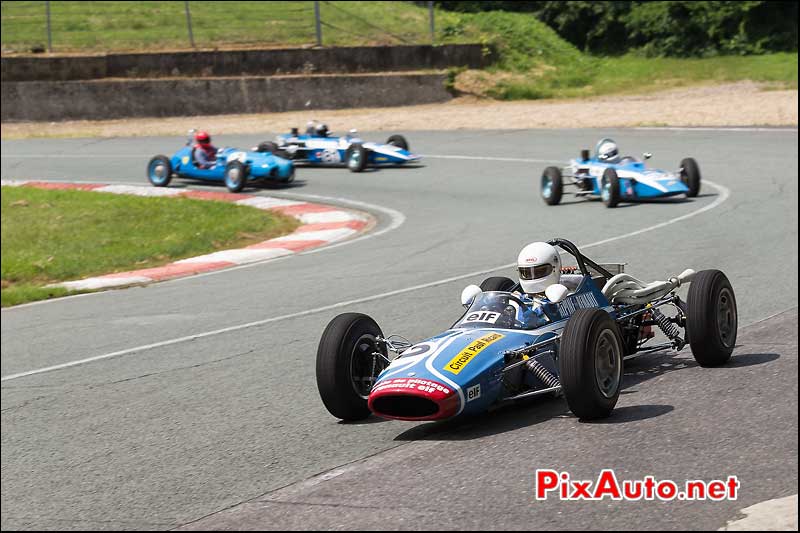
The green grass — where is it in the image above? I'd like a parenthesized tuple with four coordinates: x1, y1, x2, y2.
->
(1, 2, 796, 101)
(1, 186, 299, 306)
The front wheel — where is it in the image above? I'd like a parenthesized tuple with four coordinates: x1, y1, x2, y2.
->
(559, 308, 623, 420)
(541, 166, 563, 205)
(345, 144, 369, 173)
(687, 270, 737, 366)
(224, 161, 248, 193)
(680, 157, 701, 198)
(386, 134, 409, 151)
(147, 155, 172, 187)
(601, 168, 621, 208)
(316, 313, 388, 420)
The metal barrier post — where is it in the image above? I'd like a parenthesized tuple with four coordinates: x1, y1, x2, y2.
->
(45, 1, 52, 52)
(314, 1, 322, 46)
(428, 1, 435, 45)
(184, 0, 196, 48)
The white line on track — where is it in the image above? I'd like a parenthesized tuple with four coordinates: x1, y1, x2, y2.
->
(423, 154, 559, 163)
(1, 178, 730, 382)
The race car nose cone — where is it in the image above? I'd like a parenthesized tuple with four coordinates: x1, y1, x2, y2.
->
(368, 378, 460, 421)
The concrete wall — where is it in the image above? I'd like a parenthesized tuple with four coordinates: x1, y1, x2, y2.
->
(1, 73, 450, 122)
(2, 44, 491, 81)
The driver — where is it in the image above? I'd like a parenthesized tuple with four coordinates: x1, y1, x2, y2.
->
(596, 138, 621, 164)
(193, 131, 218, 169)
(514, 242, 563, 327)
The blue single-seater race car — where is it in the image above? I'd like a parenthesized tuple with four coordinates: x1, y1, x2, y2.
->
(256, 121, 421, 172)
(316, 238, 737, 422)
(147, 131, 295, 193)
(540, 138, 701, 207)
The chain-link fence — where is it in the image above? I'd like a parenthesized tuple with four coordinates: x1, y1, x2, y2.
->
(1, 1, 438, 54)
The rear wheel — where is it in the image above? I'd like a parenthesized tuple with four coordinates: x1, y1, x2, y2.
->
(316, 313, 388, 421)
(559, 308, 623, 420)
(480, 276, 516, 292)
(687, 270, 737, 366)
(345, 144, 368, 172)
(601, 168, 621, 208)
(224, 160, 248, 193)
(386, 134, 409, 151)
(680, 157, 701, 198)
(147, 155, 172, 187)
(541, 166, 563, 206)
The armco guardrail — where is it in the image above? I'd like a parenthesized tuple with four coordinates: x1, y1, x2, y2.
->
(1, 72, 451, 122)
(1, 44, 492, 82)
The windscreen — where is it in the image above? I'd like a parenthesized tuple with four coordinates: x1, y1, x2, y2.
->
(454, 291, 548, 330)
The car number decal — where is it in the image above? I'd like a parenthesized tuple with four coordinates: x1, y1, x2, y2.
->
(444, 332, 504, 375)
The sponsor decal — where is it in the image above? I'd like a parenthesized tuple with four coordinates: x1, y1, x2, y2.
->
(467, 384, 481, 402)
(460, 311, 501, 325)
(375, 157, 388, 162)
(444, 332, 504, 375)
(371, 378, 451, 396)
(556, 293, 599, 317)
(524, 257, 538, 263)
(182, 156, 190, 164)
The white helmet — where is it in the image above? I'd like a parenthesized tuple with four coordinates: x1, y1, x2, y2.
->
(596, 138, 620, 163)
(517, 242, 561, 294)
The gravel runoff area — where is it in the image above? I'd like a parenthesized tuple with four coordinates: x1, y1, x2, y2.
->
(1, 81, 796, 140)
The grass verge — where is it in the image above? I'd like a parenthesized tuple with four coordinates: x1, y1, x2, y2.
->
(1, 186, 299, 306)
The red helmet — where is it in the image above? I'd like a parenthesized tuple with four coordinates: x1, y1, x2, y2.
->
(194, 130, 211, 144)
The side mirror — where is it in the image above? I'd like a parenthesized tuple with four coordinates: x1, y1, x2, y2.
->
(545, 284, 569, 303)
(461, 284, 482, 307)
(643, 152, 652, 160)
(349, 129, 358, 136)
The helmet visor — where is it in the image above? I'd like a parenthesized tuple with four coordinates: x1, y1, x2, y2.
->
(518, 264, 554, 281)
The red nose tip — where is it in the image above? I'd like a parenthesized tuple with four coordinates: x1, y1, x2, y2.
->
(368, 378, 460, 421)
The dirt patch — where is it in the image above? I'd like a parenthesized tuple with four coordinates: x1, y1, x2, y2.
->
(1, 81, 795, 139)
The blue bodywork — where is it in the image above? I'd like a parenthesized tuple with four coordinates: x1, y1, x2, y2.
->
(272, 133, 420, 167)
(148, 145, 295, 187)
(368, 276, 614, 420)
(570, 156, 690, 200)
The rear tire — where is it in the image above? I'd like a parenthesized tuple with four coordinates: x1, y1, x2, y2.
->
(480, 277, 516, 292)
(680, 157, 701, 198)
(345, 143, 369, 173)
(316, 313, 387, 421)
(386, 134, 409, 151)
(224, 160, 248, 193)
(559, 308, 623, 420)
(541, 166, 563, 206)
(256, 141, 279, 153)
(147, 155, 172, 187)
(601, 168, 621, 208)
(687, 270, 737, 367)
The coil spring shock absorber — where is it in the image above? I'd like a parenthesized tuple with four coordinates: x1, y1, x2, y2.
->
(525, 358, 561, 389)
(651, 307, 684, 348)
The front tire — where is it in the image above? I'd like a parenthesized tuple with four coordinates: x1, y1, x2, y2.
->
(316, 313, 388, 421)
(224, 161, 249, 193)
(345, 143, 369, 173)
(147, 155, 172, 187)
(480, 276, 516, 292)
(541, 166, 563, 206)
(680, 157, 701, 198)
(687, 270, 737, 367)
(559, 308, 623, 420)
(601, 168, 621, 208)
(386, 134, 409, 151)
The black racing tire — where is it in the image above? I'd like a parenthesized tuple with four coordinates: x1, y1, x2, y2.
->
(687, 270, 737, 367)
(541, 166, 564, 206)
(345, 143, 369, 173)
(601, 167, 621, 208)
(559, 308, 624, 420)
(223, 160, 249, 193)
(256, 141, 279, 153)
(680, 157, 701, 198)
(386, 134, 409, 151)
(147, 155, 172, 187)
(479, 276, 516, 292)
(316, 313, 388, 421)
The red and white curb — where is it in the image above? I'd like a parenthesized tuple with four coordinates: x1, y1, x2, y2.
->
(1, 180, 372, 291)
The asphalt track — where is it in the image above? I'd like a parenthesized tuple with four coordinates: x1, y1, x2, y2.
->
(1, 129, 797, 530)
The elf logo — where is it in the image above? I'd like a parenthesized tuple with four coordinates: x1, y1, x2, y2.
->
(467, 384, 481, 402)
